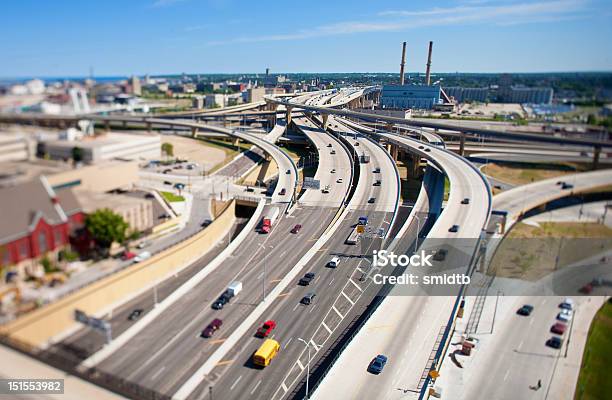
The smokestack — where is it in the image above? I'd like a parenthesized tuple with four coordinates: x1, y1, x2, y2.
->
(399, 42, 407, 86)
(265, 68, 269, 77)
(425, 41, 433, 86)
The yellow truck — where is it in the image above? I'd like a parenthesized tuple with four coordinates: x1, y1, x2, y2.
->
(253, 339, 280, 367)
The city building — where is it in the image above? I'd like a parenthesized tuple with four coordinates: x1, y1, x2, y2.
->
(192, 96, 204, 109)
(0, 132, 32, 163)
(0, 176, 84, 273)
(444, 87, 489, 103)
(498, 86, 554, 104)
(380, 84, 442, 110)
(247, 87, 266, 103)
(129, 76, 142, 96)
(76, 191, 154, 233)
(38, 132, 161, 164)
(205, 94, 227, 108)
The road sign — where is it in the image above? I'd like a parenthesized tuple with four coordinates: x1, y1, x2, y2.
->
(74, 309, 112, 343)
(302, 177, 320, 190)
(356, 225, 365, 234)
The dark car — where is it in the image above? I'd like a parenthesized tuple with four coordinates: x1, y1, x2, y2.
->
(433, 249, 448, 262)
(162, 169, 172, 174)
(201, 219, 213, 228)
(373, 167, 380, 173)
(212, 291, 233, 310)
(291, 224, 302, 234)
(419, 145, 425, 149)
(461, 198, 470, 205)
(327, 143, 332, 147)
(517, 304, 534, 316)
(201, 318, 223, 338)
(255, 320, 277, 338)
(551, 322, 567, 335)
(286, 169, 291, 174)
(449, 224, 459, 233)
(546, 336, 563, 349)
(279, 188, 287, 196)
(301, 292, 316, 305)
(373, 180, 381, 186)
(128, 309, 144, 321)
(425, 148, 431, 152)
(299, 272, 316, 286)
(163, 181, 172, 185)
(367, 354, 388, 374)
(561, 182, 574, 190)
(368, 197, 376, 204)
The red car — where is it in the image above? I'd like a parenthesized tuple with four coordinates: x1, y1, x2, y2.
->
(291, 224, 302, 234)
(201, 318, 223, 338)
(551, 322, 567, 335)
(121, 251, 136, 261)
(256, 320, 277, 338)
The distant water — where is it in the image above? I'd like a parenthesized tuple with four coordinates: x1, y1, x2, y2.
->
(0, 76, 128, 85)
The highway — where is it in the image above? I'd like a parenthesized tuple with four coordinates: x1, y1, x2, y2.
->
(493, 169, 612, 228)
(181, 109, 401, 400)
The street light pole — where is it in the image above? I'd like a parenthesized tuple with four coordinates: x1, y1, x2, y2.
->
(414, 215, 421, 253)
(298, 338, 311, 399)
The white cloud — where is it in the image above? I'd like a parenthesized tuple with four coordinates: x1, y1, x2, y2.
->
(207, 0, 589, 45)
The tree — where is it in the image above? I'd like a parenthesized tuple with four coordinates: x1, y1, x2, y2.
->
(85, 209, 129, 251)
(161, 142, 174, 157)
(72, 146, 84, 164)
(586, 114, 597, 126)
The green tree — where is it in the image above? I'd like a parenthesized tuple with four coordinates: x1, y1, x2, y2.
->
(85, 209, 129, 250)
(586, 114, 598, 126)
(72, 146, 84, 164)
(161, 142, 174, 157)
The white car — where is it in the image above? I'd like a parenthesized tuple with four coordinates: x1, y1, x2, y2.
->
(134, 251, 152, 263)
(560, 298, 574, 311)
(557, 309, 573, 322)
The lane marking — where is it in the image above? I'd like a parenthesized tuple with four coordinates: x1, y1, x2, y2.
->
(296, 360, 305, 371)
(503, 369, 510, 381)
(329, 278, 335, 286)
(250, 380, 262, 395)
(284, 337, 293, 349)
(210, 339, 226, 345)
(348, 278, 363, 292)
(277, 292, 290, 298)
(321, 322, 332, 334)
(230, 375, 242, 391)
(292, 303, 300, 312)
(150, 366, 165, 381)
(216, 359, 234, 367)
(340, 291, 355, 305)
(281, 383, 288, 392)
(332, 306, 344, 319)
(270, 279, 281, 283)
(309, 304, 318, 313)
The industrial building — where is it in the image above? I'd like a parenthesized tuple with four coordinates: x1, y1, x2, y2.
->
(381, 85, 442, 110)
(498, 86, 553, 104)
(444, 87, 489, 103)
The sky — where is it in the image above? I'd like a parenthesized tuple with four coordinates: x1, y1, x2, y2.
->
(1, 0, 611, 77)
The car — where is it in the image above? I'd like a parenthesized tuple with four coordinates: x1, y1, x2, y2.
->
(256, 320, 277, 338)
(163, 181, 172, 185)
(561, 182, 574, 190)
(330, 150, 336, 155)
(322, 185, 330, 194)
(517, 304, 534, 316)
(212, 291, 233, 310)
(286, 169, 291, 174)
(449, 224, 459, 233)
(186, 164, 194, 170)
(368, 197, 376, 204)
(173, 165, 182, 170)
(291, 224, 302, 234)
(201, 219, 213, 228)
(355, 142, 360, 146)
(201, 318, 223, 338)
(128, 308, 144, 321)
(299, 272, 316, 286)
(133, 251, 151, 263)
(162, 169, 172, 174)
(330, 169, 336, 174)
(279, 188, 286, 196)
(373, 180, 381, 186)
(159, 213, 170, 219)
(337, 178, 343, 183)
(433, 249, 448, 262)
(328, 256, 340, 268)
(418, 145, 425, 149)
(246, 186, 255, 192)
(137, 241, 151, 249)
(461, 198, 470, 205)
(327, 143, 332, 147)
(367, 354, 388, 374)
(144, 193, 155, 199)
(546, 336, 563, 349)
(560, 298, 574, 310)
(557, 309, 573, 322)
(551, 322, 567, 335)
(121, 251, 136, 261)
(425, 148, 431, 152)
(556, 181, 565, 185)
(373, 167, 381, 173)
(301, 292, 316, 305)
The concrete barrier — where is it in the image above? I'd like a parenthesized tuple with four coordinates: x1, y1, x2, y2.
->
(80, 198, 266, 368)
(0, 201, 237, 347)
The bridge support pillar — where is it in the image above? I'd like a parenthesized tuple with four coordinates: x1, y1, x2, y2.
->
(385, 123, 394, 133)
(105, 121, 110, 132)
(122, 120, 127, 128)
(286, 106, 293, 126)
(411, 153, 420, 177)
(232, 137, 240, 147)
(459, 132, 466, 156)
(321, 114, 329, 129)
(191, 127, 198, 138)
(146, 122, 152, 133)
(223, 116, 227, 127)
(593, 146, 601, 170)
(390, 144, 399, 161)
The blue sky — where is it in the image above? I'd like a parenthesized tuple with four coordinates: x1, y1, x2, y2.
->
(1, 0, 611, 77)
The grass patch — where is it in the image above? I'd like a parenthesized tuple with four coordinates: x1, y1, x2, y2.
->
(489, 222, 612, 281)
(482, 163, 583, 186)
(575, 301, 612, 400)
(160, 191, 185, 202)
(443, 176, 450, 201)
